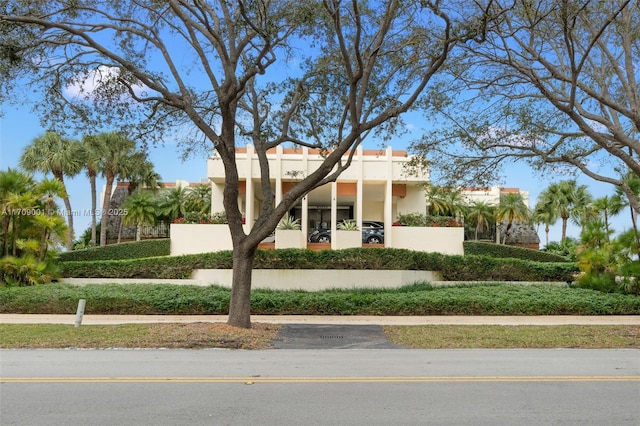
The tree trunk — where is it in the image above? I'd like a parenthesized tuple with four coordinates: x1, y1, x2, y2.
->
(56, 173, 74, 250)
(227, 244, 257, 329)
(545, 225, 550, 247)
(2, 217, 9, 256)
(90, 173, 97, 246)
(40, 228, 48, 260)
(630, 206, 640, 261)
(11, 215, 18, 256)
(117, 219, 123, 243)
(62, 194, 74, 250)
(100, 174, 114, 246)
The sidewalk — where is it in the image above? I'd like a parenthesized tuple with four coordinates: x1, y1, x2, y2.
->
(2, 314, 639, 325)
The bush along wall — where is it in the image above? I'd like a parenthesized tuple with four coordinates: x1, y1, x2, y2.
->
(58, 247, 578, 282)
(58, 239, 170, 262)
(463, 241, 571, 263)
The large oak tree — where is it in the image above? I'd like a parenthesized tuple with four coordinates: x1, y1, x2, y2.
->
(410, 0, 640, 213)
(1, 0, 494, 328)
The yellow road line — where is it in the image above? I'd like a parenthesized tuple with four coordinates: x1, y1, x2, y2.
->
(2, 376, 640, 384)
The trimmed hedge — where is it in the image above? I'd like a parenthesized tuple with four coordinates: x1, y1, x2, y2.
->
(59, 248, 578, 282)
(1, 283, 639, 315)
(59, 240, 171, 262)
(463, 241, 570, 263)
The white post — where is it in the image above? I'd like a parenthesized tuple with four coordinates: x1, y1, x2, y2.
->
(74, 299, 86, 327)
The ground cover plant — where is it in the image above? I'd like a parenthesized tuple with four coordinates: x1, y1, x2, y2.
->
(1, 283, 639, 315)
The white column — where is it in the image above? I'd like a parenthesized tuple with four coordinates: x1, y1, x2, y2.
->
(330, 181, 338, 250)
(301, 195, 309, 247)
(245, 145, 254, 231)
(384, 146, 393, 247)
(302, 146, 309, 232)
(211, 181, 224, 213)
(356, 145, 363, 228)
(275, 145, 283, 206)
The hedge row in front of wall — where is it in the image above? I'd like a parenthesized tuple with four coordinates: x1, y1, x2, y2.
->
(59, 248, 578, 282)
(463, 241, 570, 263)
(58, 239, 171, 262)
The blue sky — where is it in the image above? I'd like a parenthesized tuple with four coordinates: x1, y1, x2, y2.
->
(0, 104, 207, 239)
(1, 4, 632, 249)
(2, 99, 630, 247)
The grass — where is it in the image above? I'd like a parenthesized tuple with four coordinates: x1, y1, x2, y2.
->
(0, 323, 638, 350)
(0, 323, 280, 349)
(383, 325, 640, 349)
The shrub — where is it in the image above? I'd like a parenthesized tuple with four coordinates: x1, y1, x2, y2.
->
(396, 212, 427, 226)
(337, 220, 359, 231)
(575, 273, 618, 293)
(58, 239, 170, 262)
(464, 241, 571, 263)
(396, 213, 462, 227)
(277, 214, 301, 230)
(58, 247, 577, 282)
(0, 256, 59, 286)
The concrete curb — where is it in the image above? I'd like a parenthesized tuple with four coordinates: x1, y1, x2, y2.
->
(2, 314, 639, 325)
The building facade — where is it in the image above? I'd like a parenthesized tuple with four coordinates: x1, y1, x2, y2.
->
(462, 186, 540, 249)
(207, 145, 429, 248)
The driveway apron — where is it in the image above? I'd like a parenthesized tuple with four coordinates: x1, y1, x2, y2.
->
(272, 324, 403, 349)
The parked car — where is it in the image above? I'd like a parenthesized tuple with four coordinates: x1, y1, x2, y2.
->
(308, 221, 384, 244)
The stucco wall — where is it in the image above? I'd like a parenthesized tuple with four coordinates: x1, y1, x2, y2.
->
(171, 223, 465, 256)
(192, 269, 442, 290)
(170, 224, 232, 255)
(391, 226, 464, 255)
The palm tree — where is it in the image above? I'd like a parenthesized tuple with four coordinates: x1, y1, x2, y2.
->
(615, 170, 640, 244)
(570, 185, 595, 231)
(539, 180, 592, 242)
(496, 192, 531, 244)
(81, 134, 107, 247)
(123, 158, 163, 196)
(533, 195, 559, 247)
(19, 132, 83, 250)
(186, 184, 212, 215)
(0, 169, 34, 256)
(591, 195, 625, 241)
(95, 131, 138, 246)
(159, 186, 191, 221)
(115, 157, 162, 243)
(465, 201, 495, 240)
(426, 185, 466, 218)
(34, 178, 67, 257)
(5, 191, 40, 256)
(121, 191, 158, 241)
(32, 213, 67, 260)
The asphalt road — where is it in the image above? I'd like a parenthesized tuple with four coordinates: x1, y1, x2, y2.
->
(2, 349, 639, 425)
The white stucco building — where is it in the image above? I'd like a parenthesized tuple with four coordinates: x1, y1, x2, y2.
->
(462, 186, 531, 208)
(207, 145, 430, 248)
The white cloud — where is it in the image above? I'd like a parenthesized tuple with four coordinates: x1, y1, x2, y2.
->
(63, 65, 146, 99)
